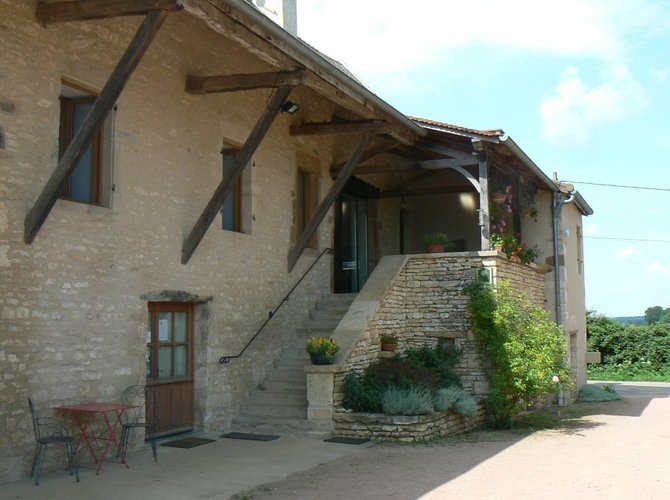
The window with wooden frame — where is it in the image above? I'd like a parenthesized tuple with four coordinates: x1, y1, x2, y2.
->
(221, 147, 242, 232)
(296, 169, 318, 248)
(58, 80, 113, 206)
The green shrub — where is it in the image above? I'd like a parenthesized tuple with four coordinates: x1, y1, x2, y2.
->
(587, 311, 670, 378)
(342, 371, 383, 413)
(341, 342, 467, 415)
(433, 386, 462, 412)
(578, 384, 621, 402)
(466, 279, 573, 428)
(381, 386, 434, 415)
(453, 392, 478, 417)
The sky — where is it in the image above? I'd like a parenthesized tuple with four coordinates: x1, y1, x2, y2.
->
(296, 0, 670, 317)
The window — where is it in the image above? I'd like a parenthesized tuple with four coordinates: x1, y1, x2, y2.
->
(58, 81, 113, 206)
(296, 169, 318, 247)
(221, 144, 252, 233)
(576, 224, 584, 275)
(222, 148, 242, 232)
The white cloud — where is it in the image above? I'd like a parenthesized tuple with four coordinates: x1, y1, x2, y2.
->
(539, 65, 647, 145)
(297, 0, 662, 79)
(584, 223, 598, 236)
(645, 261, 670, 276)
(617, 246, 636, 258)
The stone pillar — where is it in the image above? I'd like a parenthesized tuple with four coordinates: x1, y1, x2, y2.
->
(305, 364, 342, 427)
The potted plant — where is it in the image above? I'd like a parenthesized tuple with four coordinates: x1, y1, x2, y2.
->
(380, 334, 398, 352)
(490, 232, 505, 252)
(424, 233, 449, 253)
(305, 336, 339, 365)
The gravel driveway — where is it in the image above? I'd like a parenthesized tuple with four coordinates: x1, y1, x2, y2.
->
(236, 382, 670, 499)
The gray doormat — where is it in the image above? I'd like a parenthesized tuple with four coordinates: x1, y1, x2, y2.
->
(220, 432, 280, 441)
(161, 437, 216, 448)
(324, 436, 371, 445)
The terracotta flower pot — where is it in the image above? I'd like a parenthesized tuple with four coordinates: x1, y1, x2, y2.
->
(381, 342, 397, 352)
(426, 244, 446, 253)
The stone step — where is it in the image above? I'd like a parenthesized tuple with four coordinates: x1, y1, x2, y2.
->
(229, 416, 331, 434)
(309, 309, 347, 321)
(238, 402, 307, 419)
(266, 366, 306, 382)
(261, 378, 306, 392)
(318, 293, 357, 305)
(244, 391, 307, 406)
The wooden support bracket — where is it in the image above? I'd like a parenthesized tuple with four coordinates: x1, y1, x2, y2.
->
(24, 9, 170, 244)
(181, 85, 294, 264)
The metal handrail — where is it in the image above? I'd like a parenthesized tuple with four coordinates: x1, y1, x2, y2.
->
(219, 247, 334, 364)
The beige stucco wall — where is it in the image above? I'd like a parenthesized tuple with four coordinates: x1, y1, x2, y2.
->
(0, 3, 346, 482)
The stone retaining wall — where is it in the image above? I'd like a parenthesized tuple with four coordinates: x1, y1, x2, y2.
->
(332, 252, 546, 407)
(333, 404, 486, 442)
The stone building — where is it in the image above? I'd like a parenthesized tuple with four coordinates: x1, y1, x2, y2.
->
(0, 0, 591, 482)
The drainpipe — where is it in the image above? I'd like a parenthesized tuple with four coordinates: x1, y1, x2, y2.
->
(551, 183, 575, 326)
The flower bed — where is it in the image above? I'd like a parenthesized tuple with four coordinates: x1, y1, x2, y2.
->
(332, 402, 485, 442)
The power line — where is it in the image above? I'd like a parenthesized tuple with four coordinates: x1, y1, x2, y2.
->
(566, 180, 670, 192)
(584, 236, 670, 245)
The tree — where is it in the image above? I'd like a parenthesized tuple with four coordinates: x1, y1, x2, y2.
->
(645, 306, 664, 325)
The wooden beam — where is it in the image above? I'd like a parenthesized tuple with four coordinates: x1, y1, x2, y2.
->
(339, 158, 475, 177)
(415, 140, 475, 162)
(329, 139, 398, 177)
(185, 70, 305, 94)
(289, 121, 388, 137)
(380, 185, 474, 199)
(182, 85, 293, 264)
(24, 9, 170, 245)
(287, 134, 372, 272)
(381, 170, 442, 196)
(473, 140, 490, 250)
(37, 0, 182, 24)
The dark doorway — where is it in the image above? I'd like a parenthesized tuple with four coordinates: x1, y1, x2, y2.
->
(335, 192, 369, 293)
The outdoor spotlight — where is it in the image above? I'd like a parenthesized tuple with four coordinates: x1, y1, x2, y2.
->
(280, 100, 300, 114)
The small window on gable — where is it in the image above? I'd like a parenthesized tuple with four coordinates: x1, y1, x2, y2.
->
(59, 80, 113, 207)
(296, 169, 318, 248)
(221, 143, 251, 233)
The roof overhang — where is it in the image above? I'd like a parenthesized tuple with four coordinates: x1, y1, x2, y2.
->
(181, 0, 425, 145)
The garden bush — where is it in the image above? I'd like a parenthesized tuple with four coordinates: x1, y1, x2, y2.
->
(466, 279, 573, 428)
(587, 311, 670, 380)
(381, 386, 434, 415)
(342, 340, 473, 415)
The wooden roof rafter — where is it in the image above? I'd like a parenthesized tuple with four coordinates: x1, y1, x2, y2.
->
(36, 0, 183, 25)
(185, 70, 306, 94)
(290, 120, 389, 137)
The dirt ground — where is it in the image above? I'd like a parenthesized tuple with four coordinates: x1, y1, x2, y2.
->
(236, 384, 670, 499)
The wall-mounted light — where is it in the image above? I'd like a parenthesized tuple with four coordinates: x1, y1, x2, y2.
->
(280, 100, 300, 114)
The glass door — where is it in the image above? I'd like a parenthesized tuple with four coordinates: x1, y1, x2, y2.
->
(146, 302, 194, 436)
(335, 193, 368, 293)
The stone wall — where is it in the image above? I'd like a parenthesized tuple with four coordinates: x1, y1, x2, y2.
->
(332, 252, 547, 406)
(0, 3, 348, 482)
(333, 404, 485, 442)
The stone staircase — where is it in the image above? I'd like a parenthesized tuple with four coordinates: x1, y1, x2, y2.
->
(231, 293, 357, 436)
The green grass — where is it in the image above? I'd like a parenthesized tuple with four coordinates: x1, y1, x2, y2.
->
(588, 365, 670, 382)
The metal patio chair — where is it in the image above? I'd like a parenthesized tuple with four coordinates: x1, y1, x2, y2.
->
(119, 385, 159, 462)
(28, 398, 79, 485)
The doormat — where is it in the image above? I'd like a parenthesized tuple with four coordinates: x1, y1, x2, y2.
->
(323, 436, 371, 445)
(161, 437, 216, 449)
(220, 432, 280, 442)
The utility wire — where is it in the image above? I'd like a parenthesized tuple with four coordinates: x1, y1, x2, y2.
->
(566, 180, 670, 192)
(584, 236, 670, 245)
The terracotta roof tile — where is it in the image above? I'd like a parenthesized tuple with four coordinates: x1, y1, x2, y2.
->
(409, 116, 504, 138)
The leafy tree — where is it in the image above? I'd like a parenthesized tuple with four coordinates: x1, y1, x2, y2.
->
(645, 306, 664, 325)
(466, 280, 573, 428)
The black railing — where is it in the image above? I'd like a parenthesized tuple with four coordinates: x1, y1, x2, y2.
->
(219, 247, 334, 364)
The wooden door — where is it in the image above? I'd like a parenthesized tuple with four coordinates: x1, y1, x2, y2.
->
(146, 302, 194, 436)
